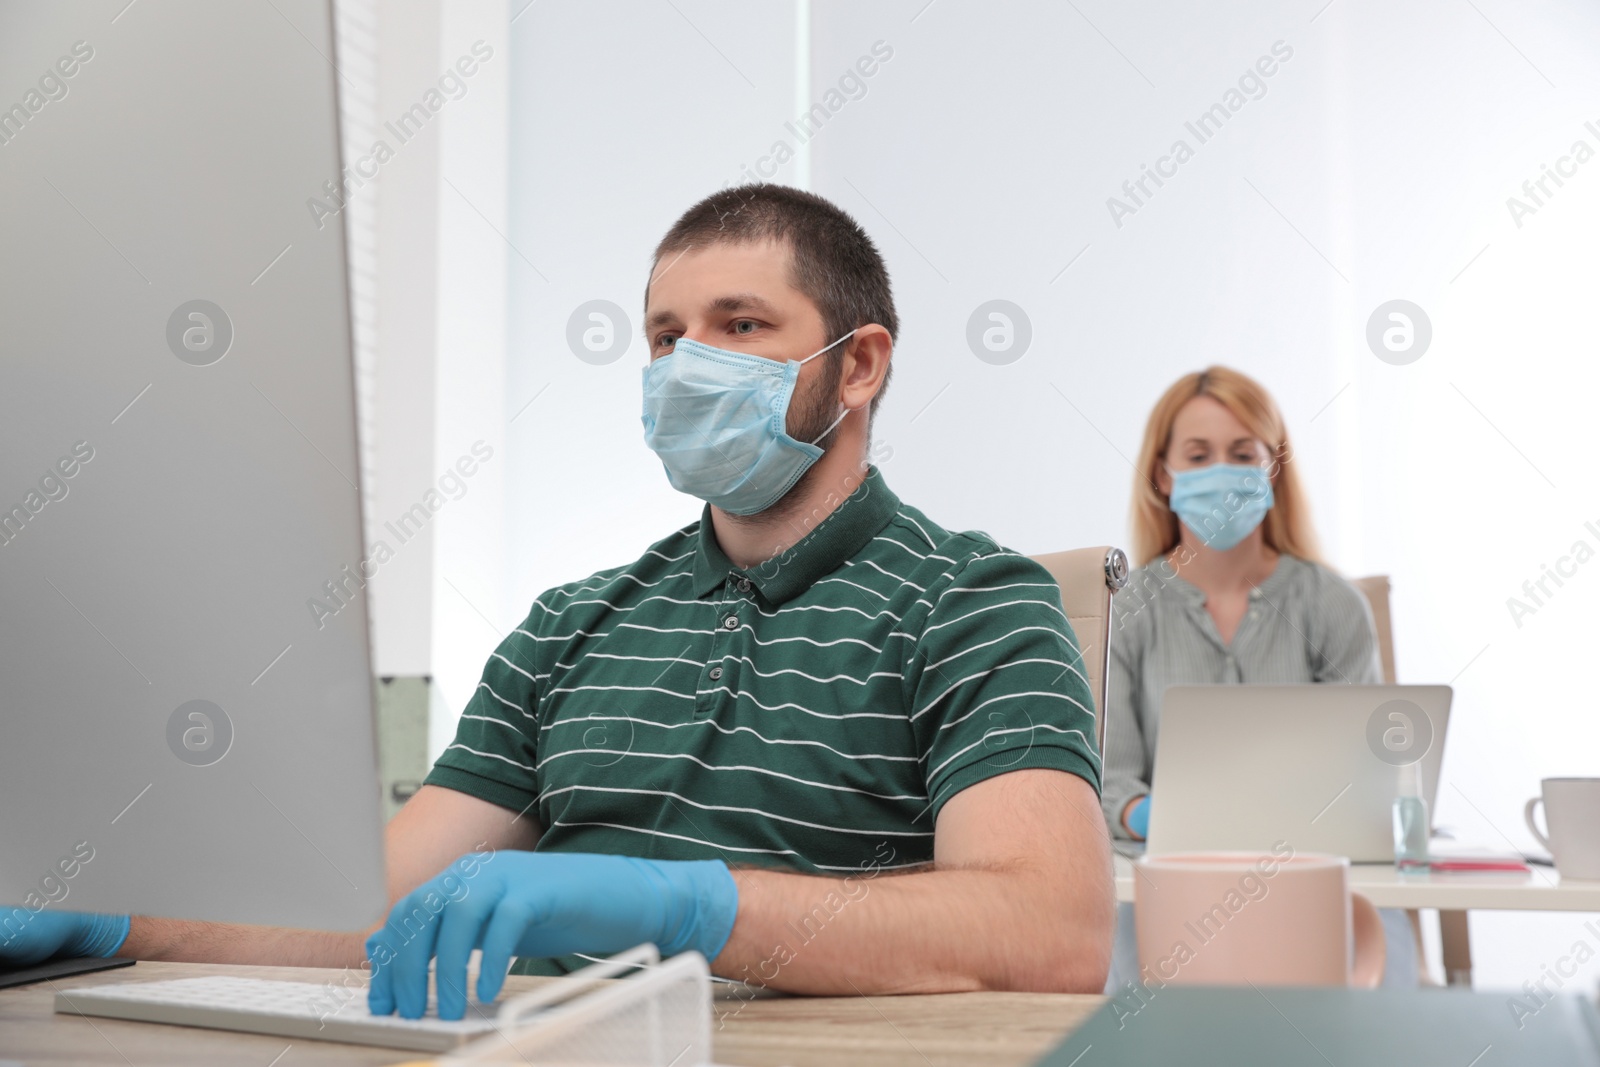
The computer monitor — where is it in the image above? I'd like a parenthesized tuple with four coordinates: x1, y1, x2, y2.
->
(0, 0, 387, 929)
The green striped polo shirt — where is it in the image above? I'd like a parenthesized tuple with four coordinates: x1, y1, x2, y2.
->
(424, 464, 1100, 970)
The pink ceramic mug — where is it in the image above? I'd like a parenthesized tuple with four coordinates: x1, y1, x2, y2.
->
(1133, 849, 1385, 987)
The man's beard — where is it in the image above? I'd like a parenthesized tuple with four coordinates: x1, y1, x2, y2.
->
(722, 354, 845, 529)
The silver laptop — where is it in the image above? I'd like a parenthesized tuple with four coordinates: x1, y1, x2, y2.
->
(1144, 685, 1451, 863)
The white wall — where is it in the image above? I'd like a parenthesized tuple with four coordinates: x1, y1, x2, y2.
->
(346, 0, 511, 763)
(428, 0, 511, 757)
(479, 0, 1600, 994)
(1311, 0, 1600, 1001)
(365, 0, 442, 677)
(503, 0, 802, 611)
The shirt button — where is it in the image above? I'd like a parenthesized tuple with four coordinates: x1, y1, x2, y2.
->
(737, 579, 751, 593)
(723, 615, 739, 630)
(709, 666, 723, 680)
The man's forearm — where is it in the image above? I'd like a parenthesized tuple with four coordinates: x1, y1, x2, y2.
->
(711, 861, 1111, 996)
(119, 916, 368, 969)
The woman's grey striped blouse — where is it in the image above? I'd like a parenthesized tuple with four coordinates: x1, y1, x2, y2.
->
(1102, 553, 1381, 836)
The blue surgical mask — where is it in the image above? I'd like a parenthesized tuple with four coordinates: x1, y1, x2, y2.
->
(1166, 462, 1275, 551)
(641, 331, 856, 516)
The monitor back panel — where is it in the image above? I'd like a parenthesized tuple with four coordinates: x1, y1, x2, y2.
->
(0, 0, 386, 928)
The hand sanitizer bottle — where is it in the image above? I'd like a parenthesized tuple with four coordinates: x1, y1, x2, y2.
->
(1393, 761, 1429, 872)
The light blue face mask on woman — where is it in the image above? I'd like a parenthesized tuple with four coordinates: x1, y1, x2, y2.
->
(1166, 462, 1275, 551)
(641, 330, 856, 516)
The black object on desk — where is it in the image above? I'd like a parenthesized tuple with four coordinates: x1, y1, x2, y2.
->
(0, 956, 135, 990)
(1038, 986, 1600, 1066)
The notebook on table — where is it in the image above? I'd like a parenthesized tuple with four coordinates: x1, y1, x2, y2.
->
(0, 956, 134, 991)
(1037, 987, 1600, 1065)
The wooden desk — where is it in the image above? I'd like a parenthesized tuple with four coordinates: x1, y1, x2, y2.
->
(1115, 854, 1600, 986)
(0, 961, 1105, 1067)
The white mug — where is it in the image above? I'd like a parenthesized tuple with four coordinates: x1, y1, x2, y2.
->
(1525, 778, 1600, 881)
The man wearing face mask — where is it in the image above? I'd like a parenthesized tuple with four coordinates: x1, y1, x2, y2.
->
(4, 184, 1112, 1017)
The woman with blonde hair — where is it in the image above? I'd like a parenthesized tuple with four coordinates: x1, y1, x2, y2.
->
(1101, 365, 1404, 987)
(1104, 365, 1379, 840)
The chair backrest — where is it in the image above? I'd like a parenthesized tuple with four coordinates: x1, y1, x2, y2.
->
(1349, 574, 1396, 684)
(1028, 546, 1130, 753)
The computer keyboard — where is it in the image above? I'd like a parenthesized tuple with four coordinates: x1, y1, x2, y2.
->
(54, 975, 503, 1053)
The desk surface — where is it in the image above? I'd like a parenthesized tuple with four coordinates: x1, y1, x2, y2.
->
(0, 961, 1104, 1067)
(1115, 854, 1600, 910)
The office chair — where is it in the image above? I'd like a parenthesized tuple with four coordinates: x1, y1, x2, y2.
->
(1350, 574, 1397, 684)
(1028, 546, 1130, 753)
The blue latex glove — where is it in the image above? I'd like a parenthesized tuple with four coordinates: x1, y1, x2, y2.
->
(0, 908, 129, 967)
(1126, 796, 1151, 840)
(365, 851, 738, 1021)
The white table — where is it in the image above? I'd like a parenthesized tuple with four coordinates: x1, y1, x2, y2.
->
(1114, 854, 1600, 986)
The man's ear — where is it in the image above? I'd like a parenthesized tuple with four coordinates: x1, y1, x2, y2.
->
(841, 324, 892, 410)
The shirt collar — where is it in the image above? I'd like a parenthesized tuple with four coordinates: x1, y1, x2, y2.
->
(1249, 553, 1299, 601)
(1159, 552, 1298, 606)
(690, 465, 900, 605)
